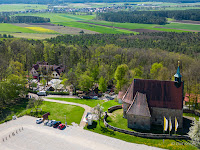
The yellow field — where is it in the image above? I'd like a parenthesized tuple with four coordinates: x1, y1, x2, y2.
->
(25, 27, 58, 33)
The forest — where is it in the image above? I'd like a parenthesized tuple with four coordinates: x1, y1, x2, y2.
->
(0, 33, 200, 116)
(0, 16, 50, 23)
(96, 9, 200, 24)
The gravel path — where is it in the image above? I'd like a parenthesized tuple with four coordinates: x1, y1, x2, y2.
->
(0, 116, 163, 150)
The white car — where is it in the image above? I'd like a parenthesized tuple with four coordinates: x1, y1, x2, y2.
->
(36, 118, 43, 124)
(37, 91, 47, 96)
(47, 120, 56, 127)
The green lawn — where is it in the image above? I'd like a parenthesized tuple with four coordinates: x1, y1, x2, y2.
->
(21, 101, 85, 125)
(85, 120, 197, 150)
(102, 100, 120, 112)
(183, 113, 199, 121)
(56, 21, 134, 34)
(0, 98, 29, 124)
(47, 97, 104, 107)
(0, 4, 48, 12)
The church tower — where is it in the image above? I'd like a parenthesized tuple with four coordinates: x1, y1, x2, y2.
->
(174, 61, 182, 86)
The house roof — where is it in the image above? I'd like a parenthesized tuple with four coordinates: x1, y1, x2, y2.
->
(184, 93, 200, 103)
(123, 79, 183, 110)
(127, 92, 151, 117)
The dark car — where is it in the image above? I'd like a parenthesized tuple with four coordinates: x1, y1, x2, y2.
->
(82, 96, 91, 99)
(53, 121, 61, 128)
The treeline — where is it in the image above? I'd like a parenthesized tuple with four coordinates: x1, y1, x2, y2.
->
(0, 0, 200, 4)
(0, 16, 50, 23)
(96, 11, 167, 25)
(47, 33, 200, 57)
(97, 9, 200, 24)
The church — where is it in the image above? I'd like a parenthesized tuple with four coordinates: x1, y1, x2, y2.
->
(121, 63, 184, 130)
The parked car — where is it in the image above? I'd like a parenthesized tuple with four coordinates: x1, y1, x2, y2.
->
(58, 124, 66, 130)
(36, 118, 43, 124)
(47, 120, 56, 127)
(37, 91, 47, 96)
(92, 96, 98, 100)
(53, 121, 61, 128)
(82, 96, 91, 99)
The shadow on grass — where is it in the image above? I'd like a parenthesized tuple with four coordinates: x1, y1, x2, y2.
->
(100, 126, 116, 136)
(86, 121, 97, 129)
(0, 98, 29, 122)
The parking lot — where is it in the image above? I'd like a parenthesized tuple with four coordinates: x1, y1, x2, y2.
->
(0, 116, 163, 150)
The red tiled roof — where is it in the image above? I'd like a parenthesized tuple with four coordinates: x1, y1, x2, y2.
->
(184, 93, 200, 103)
(127, 92, 151, 117)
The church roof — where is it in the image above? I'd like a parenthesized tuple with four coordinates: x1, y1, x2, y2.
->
(122, 81, 134, 104)
(122, 79, 183, 110)
(127, 92, 151, 117)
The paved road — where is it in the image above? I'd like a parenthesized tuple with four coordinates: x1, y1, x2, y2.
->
(0, 116, 163, 150)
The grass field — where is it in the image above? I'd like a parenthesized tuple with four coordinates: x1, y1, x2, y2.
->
(14, 13, 95, 22)
(21, 101, 85, 125)
(0, 23, 38, 33)
(56, 21, 134, 34)
(158, 23, 200, 31)
(47, 97, 104, 108)
(84, 20, 193, 32)
(85, 120, 197, 150)
(0, 4, 47, 12)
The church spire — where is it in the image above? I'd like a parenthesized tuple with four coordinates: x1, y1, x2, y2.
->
(174, 61, 182, 83)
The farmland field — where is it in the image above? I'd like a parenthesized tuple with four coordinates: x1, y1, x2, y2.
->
(83, 20, 191, 32)
(14, 13, 95, 22)
(0, 4, 47, 12)
(56, 21, 135, 34)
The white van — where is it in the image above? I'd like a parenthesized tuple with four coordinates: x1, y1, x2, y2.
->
(37, 91, 47, 96)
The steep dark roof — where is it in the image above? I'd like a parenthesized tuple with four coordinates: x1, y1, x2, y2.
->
(122, 81, 134, 104)
(127, 92, 151, 117)
(123, 79, 183, 110)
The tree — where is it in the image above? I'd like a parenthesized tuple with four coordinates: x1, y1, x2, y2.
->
(114, 64, 129, 92)
(78, 74, 93, 92)
(27, 97, 43, 114)
(92, 104, 104, 125)
(98, 76, 107, 93)
(188, 118, 200, 148)
(150, 62, 163, 79)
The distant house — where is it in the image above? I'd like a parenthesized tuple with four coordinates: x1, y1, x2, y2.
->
(121, 63, 184, 130)
(30, 62, 64, 80)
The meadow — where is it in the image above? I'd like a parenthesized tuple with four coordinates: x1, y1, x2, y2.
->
(0, 4, 47, 12)
(84, 20, 192, 32)
(14, 13, 96, 22)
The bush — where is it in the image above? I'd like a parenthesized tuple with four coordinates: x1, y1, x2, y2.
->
(46, 91, 69, 95)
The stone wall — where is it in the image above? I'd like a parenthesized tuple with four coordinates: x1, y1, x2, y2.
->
(104, 113, 189, 140)
(108, 105, 122, 113)
(127, 115, 151, 130)
(150, 107, 183, 128)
